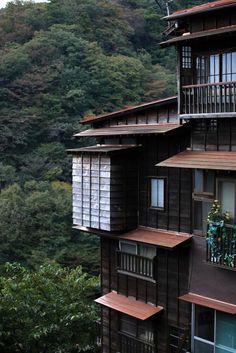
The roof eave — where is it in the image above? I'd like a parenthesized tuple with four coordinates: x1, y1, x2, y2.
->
(80, 96, 177, 125)
(163, 2, 236, 21)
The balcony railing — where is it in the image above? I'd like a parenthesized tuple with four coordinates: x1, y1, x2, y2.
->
(206, 222, 236, 269)
(119, 332, 155, 353)
(117, 251, 156, 280)
(182, 81, 236, 116)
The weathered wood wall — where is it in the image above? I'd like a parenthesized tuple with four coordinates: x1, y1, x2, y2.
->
(96, 103, 178, 129)
(100, 237, 191, 353)
(138, 133, 192, 233)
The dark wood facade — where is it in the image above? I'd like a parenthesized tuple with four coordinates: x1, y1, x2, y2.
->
(70, 1, 236, 352)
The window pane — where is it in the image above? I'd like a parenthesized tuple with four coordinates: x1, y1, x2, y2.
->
(195, 306, 214, 342)
(120, 242, 137, 254)
(202, 202, 212, 234)
(151, 179, 158, 207)
(216, 348, 235, 353)
(138, 321, 154, 343)
(216, 312, 236, 350)
(120, 315, 136, 337)
(194, 339, 214, 353)
(218, 181, 235, 217)
(139, 245, 156, 259)
(151, 178, 164, 208)
(194, 201, 202, 231)
(195, 170, 203, 192)
(204, 171, 215, 194)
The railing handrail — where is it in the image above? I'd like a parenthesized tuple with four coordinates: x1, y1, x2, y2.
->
(116, 250, 155, 262)
(206, 222, 236, 269)
(118, 331, 155, 348)
(182, 80, 236, 89)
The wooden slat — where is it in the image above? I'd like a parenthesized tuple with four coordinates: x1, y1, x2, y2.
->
(119, 227, 191, 248)
(67, 145, 140, 154)
(80, 96, 177, 124)
(95, 292, 163, 320)
(157, 150, 236, 171)
(179, 292, 236, 314)
(74, 124, 182, 137)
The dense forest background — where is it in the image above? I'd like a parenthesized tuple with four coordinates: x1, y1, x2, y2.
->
(0, 0, 212, 274)
(0, 0, 215, 351)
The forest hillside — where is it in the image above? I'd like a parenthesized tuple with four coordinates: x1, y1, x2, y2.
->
(0, 0, 213, 272)
(0, 1, 216, 352)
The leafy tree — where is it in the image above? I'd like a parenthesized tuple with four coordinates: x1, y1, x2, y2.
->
(0, 262, 99, 353)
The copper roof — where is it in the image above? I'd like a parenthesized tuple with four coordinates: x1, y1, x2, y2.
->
(160, 25, 236, 47)
(165, 0, 236, 20)
(156, 150, 236, 171)
(80, 96, 177, 124)
(75, 124, 181, 137)
(67, 144, 140, 154)
(119, 227, 191, 249)
(95, 292, 163, 320)
(179, 292, 236, 314)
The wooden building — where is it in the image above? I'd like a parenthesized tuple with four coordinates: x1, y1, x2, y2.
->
(69, 1, 236, 352)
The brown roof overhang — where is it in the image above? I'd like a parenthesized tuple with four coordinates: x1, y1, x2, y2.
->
(160, 25, 236, 47)
(74, 124, 181, 137)
(119, 227, 192, 249)
(164, 0, 236, 20)
(179, 292, 236, 314)
(80, 96, 177, 124)
(156, 150, 236, 171)
(67, 144, 140, 155)
(95, 292, 163, 320)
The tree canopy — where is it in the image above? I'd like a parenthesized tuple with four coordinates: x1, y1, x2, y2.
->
(0, 263, 99, 353)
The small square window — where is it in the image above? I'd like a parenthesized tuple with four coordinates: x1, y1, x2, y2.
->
(150, 177, 165, 210)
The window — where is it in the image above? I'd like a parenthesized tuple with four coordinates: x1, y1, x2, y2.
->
(182, 46, 192, 69)
(118, 241, 156, 279)
(193, 170, 215, 235)
(150, 177, 165, 210)
(217, 179, 236, 222)
(119, 241, 156, 259)
(196, 51, 236, 84)
(120, 315, 154, 345)
(192, 305, 236, 353)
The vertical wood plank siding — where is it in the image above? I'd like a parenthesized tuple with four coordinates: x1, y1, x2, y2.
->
(138, 134, 191, 233)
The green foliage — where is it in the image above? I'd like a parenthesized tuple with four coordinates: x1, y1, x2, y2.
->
(0, 0, 212, 276)
(0, 180, 100, 273)
(0, 262, 99, 353)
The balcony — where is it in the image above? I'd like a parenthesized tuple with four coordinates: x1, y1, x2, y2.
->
(119, 332, 155, 353)
(206, 223, 236, 269)
(117, 251, 156, 281)
(181, 81, 236, 118)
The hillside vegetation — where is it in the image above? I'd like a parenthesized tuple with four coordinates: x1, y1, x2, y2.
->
(0, 0, 213, 271)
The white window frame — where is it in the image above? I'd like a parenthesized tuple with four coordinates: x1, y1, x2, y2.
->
(149, 176, 166, 211)
(192, 304, 236, 353)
